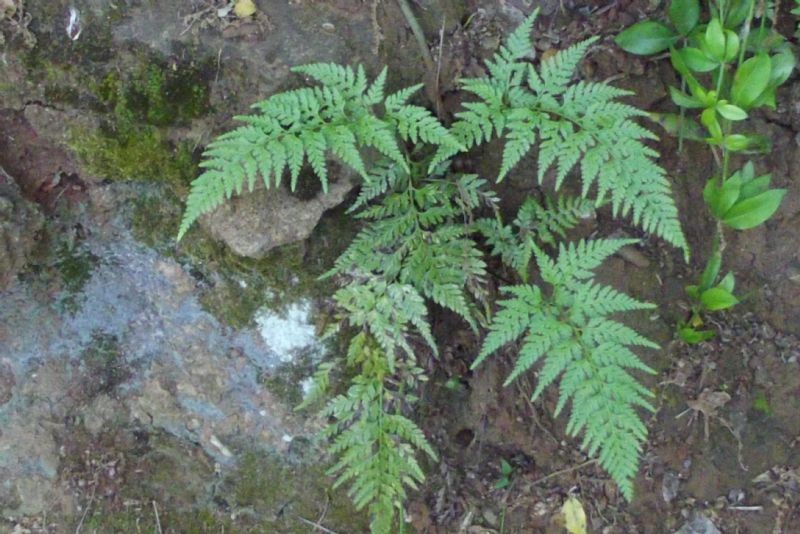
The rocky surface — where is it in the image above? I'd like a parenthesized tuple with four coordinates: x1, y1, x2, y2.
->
(0, 198, 324, 520)
(201, 173, 355, 258)
(0, 166, 43, 289)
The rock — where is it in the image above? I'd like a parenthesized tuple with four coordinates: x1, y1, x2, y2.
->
(674, 513, 721, 534)
(661, 471, 680, 503)
(200, 176, 355, 258)
(0, 361, 14, 405)
(0, 167, 43, 289)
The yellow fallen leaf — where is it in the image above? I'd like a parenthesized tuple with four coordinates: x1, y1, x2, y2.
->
(562, 496, 587, 534)
(234, 0, 257, 18)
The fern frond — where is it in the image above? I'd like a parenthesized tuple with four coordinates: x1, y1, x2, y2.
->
(515, 195, 595, 245)
(322, 337, 436, 534)
(475, 239, 657, 500)
(474, 218, 534, 280)
(179, 64, 451, 240)
(534, 37, 598, 96)
(441, 14, 688, 255)
(333, 167, 490, 329)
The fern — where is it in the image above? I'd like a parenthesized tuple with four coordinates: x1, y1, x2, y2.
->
(323, 372, 436, 533)
(178, 64, 461, 240)
(434, 9, 688, 256)
(475, 194, 594, 280)
(329, 162, 490, 330)
(473, 238, 657, 500)
(177, 11, 691, 524)
(319, 276, 438, 532)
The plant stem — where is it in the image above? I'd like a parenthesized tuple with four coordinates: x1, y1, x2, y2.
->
(737, 0, 757, 68)
(395, 0, 435, 73)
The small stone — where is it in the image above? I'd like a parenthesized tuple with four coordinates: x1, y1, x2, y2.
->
(209, 434, 233, 457)
(0, 362, 15, 405)
(482, 509, 498, 526)
(675, 513, 721, 534)
(662, 471, 680, 503)
(727, 488, 745, 504)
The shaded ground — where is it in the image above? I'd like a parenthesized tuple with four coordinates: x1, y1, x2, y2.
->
(1, 0, 799, 533)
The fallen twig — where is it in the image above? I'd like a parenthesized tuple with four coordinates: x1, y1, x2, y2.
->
(531, 459, 598, 486)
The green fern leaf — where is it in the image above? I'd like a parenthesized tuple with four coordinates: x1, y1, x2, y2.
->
(475, 239, 658, 500)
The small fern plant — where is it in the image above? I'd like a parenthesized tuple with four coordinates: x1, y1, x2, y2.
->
(176, 8, 690, 531)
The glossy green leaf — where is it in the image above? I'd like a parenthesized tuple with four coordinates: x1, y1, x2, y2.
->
(685, 284, 700, 300)
(702, 177, 718, 211)
(679, 47, 718, 72)
(707, 173, 742, 218)
(679, 326, 715, 344)
(716, 102, 747, 121)
(749, 86, 776, 109)
(669, 86, 704, 108)
(699, 247, 721, 291)
(724, 30, 740, 62)
(701, 108, 722, 139)
(747, 27, 786, 54)
(739, 174, 771, 199)
(704, 19, 726, 61)
(769, 50, 796, 87)
(725, 0, 750, 28)
(670, 48, 707, 96)
(722, 188, 786, 229)
(700, 287, 739, 310)
(616, 21, 678, 55)
(668, 0, 700, 35)
(735, 134, 771, 154)
(718, 271, 735, 294)
(723, 134, 750, 151)
(738, 161, 755, 182)
(731, 54, 771, 109)
(500, 459, 513, 475)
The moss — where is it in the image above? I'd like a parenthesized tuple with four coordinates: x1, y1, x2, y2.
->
(229, 451, 369, 533)
(69, 125, 197, 188)
(55, 244, 98, 294)
(261, 352, 319, 407)
(93, 53, 212, 128)
(43, 84, 83, 107)
(752, 390, 773, 415)
(68, 49, 212, 188)
(53, 243, 99, 313)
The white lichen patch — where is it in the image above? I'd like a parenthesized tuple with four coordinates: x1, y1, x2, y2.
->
(254, 301, 319, 362)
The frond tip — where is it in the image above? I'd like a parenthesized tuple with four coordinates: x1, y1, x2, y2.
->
(475, 239, 657, 500)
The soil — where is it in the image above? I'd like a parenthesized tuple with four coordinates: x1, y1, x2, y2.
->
(1, 0, 799, 533)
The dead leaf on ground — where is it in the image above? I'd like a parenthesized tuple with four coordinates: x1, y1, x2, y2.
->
(681, 388, 732, 440)
(562, 495, 587, 534)
(234, 0, 257, 18)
